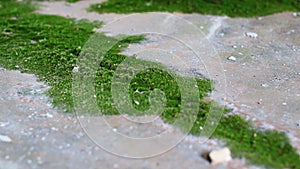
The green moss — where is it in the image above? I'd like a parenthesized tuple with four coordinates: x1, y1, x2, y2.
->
(1, 1, 300, 168)
(0, 0, 96, 111)
(89, 0, 300, 17)
(34, 0, 80, 2)
(215, 116, 300, 168)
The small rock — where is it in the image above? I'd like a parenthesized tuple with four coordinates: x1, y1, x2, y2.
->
(0, 134, 12, 143)
(261, 83, 269, 87)
(134, 100, 140, 105)
(4, 155, 10, 160)
(227, 56, 236, 62)
(30, 40, 37, 44)
(37, 157, 43, 165)
(245, 32, 258, 38)
(209, 147, 232, 165)
(10, 17, 18, 20)
(27, 159, 32, 164)
(51, 127, 59, 131)
(282, 102, 287, 106)
(72, 66, 79, 73)
(293, 12, 300, 17)
(113, 163, 119, 168)
(40, 113, 53, 118)
(0, 122, 9, 127)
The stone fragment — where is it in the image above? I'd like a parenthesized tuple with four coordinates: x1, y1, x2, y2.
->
(227, 56, 236, 61)
(245, 32, 258, 38)
(0, 134, 12, 143)
(209, 147, 232, 165)
(293, 12, 300, 17)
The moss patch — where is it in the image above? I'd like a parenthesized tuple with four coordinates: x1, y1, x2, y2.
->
(89, 0, 300, 17)
(1, 1, 300, 168)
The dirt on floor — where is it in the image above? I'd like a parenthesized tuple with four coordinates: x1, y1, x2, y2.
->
(1, 0, 300, 168)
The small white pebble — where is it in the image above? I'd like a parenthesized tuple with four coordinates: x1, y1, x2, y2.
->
(227, 56, 236, 62)
(30, 40, 37, 44)
(37, 157, 43, 165)
(113, 128, 117, 132)
(0, 122, 9, 127)
(41, 113, 53, 118)
(51, 127, 59, 131)
(0, 135, 12, 143)
(245, 32, 258, 38)
(10, 17, 18, 20)
(293, 12, 300, 17)
(134, 100, 140, 105)
(282, 102, 287, 106)
(27, 160, 32, 164)
(72, 66, 79, 73)
(261, 83, 269, 87)
(113, 163, 119, 168)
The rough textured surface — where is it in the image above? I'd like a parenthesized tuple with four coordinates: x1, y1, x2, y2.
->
(0, 68, 258, 169)
(1, 0, 299, 168)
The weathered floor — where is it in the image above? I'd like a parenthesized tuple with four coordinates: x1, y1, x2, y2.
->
(1, 0, 299, 168)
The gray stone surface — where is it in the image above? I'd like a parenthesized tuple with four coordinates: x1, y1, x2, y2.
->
(1, 0, 299, 168)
